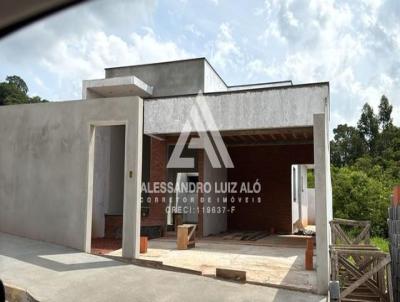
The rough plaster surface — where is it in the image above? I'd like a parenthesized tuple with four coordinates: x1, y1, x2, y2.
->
(144, 84, 329, 134)
(313, 113, 332, 294)
(105, 59, 205, 97)
(0, 97, 142, 255)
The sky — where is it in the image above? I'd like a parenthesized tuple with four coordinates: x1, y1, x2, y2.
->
(0, 0, 399, 132)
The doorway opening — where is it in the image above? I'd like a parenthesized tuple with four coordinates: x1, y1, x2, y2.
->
(166, 172, 199, 229)
(291, 164, 315, 234)
(90, 125, 126, 255)
(166, 144, 199, 233)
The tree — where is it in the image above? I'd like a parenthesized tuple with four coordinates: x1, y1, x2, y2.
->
(29, 96, 48, 103)
(378, 95, 393, 130)
(0, 75, 48, 105)
(357, 103, 379, 154)
(0, 81, 29, 105)
(6, 75, 28, 94)
(332, 167, 392, 237)
(331, 124, 366, 167)
(330, 96, 400, 239)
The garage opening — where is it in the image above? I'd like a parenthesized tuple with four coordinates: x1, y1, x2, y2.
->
(226, 143, 314, 235)
(90, 125, 126, 255)
(130, 128, 319, 292)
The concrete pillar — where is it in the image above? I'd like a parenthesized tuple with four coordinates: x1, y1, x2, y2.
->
(122, 98, 143, 258)
(313, 113, 333, 294)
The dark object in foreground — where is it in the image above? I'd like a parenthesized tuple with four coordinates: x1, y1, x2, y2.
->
(0, 279, 5, 302)
(388, 198, 399, 302)
(0, 0, 87, 38)
(329, 281, 340, 301)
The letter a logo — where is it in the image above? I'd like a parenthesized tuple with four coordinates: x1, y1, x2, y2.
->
(167, 93, 234, 169)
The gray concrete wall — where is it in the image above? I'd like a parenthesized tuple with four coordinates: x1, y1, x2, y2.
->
(0, 97, 143, 257)
(105, 59, 205, 97)
(313, 112, 332, 294)
(92, 126, 111, 238)
(203, 155, 227, 236)
(144, 84, 329, 134)
(106, 125, 125, 214)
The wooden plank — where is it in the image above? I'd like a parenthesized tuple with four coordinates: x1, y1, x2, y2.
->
(177, 225, 188, 250)
(331, 245, 378, 250)
(341, 256, 391, 299)
(387, 263, 394, 302)
(335, 224, 352, 245)
(338, 255, 383, 300)
(177, 224, 196, 250)
(216, 268, 246, 282)
(354, 224, 371, 245)
(332, 218, 370, 226)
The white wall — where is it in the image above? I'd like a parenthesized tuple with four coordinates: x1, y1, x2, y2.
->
(300, 165, 309, 226)
(175, 173, 198, 223)
(203, 154, 227, 236)
(307, 188, 316, 225)
(204, 61, 227, 93)
(291, 165, 300, 231)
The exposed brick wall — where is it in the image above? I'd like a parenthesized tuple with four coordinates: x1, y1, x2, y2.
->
(104, 214, 123, 239)
(141, 138, 167, 228)
(227, 144, 314, 234)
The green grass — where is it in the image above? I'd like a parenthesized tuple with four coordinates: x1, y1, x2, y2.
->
(371, 237, 389, 253)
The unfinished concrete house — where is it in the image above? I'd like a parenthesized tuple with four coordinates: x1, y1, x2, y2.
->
(0, 58, 332, 294)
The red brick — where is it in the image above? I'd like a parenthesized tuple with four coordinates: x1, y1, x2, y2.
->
(141, 138, 167, 228)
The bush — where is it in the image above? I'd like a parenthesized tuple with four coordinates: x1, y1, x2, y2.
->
(332, 166, 392, 237)
(371, 237, 389, 252)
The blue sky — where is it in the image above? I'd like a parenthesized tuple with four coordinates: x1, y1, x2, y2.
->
(0, 0, 399, 131)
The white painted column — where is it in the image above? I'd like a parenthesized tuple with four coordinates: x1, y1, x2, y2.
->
(313, 113, 333, 294)
(122, 98, 143, 258)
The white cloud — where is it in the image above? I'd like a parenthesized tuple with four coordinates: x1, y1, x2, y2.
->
(246, 0, 400, 129)
(253, 7, 265, 16)
(184, 24, 204, 38)
(0, 0, 191, 100)
(40, 30, 191, 98)
(1, 0, 399, 130)
(210, 23, 242, 70)
(33, 76, 44, 87)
